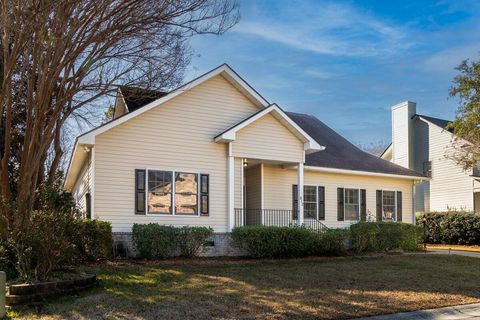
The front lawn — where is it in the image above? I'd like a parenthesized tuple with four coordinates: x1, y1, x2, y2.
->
(11, 255, 480, 319)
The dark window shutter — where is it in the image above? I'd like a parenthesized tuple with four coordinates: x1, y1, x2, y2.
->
(337, 188, 344, 221)
(292, 185, 298, 220)
(318, 186, 325, 220)
(396, 191, 402, 222)
(360, 189, 366, 221)
(135, 169, 146, 215)
(85, 193, 92, 219)
(200, 174, 209, 216)
(376, 190, 382, 221)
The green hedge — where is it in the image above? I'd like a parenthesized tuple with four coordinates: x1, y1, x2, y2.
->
(418, 211, 480, 245)
(74, 219, 113, 261)
(350, 221, 423, 253)
(132, 224, 213, 259)
(231, 226, 348, 258)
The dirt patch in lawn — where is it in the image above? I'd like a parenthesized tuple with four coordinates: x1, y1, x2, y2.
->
(9, 255, 480, 320)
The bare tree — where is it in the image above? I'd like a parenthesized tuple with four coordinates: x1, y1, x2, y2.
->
(0, 0, 239, 223)
(357, 141, 390, 157)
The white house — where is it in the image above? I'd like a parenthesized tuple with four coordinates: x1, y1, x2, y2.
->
(381, 101, 480, 213)
(64, 64, 427, 254)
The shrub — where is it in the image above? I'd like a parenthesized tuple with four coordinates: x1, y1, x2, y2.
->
(231, 226, 317, 258)
(133, 224, 178, 258)
(418, 211, 480, 245)
(74, 219, 112, 261)
(177, 226, 213, 258)
(350, 222, 423, 253)
(315, 228, 349, 256)
(0, 240, 17, 280)
(231, 226, 348, 258)
(132, 224, 213, 259)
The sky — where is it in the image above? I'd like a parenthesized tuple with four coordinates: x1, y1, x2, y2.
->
(186, 0, 480, 146)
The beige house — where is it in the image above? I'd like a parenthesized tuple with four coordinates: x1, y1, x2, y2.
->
(381, 101, 480, 212)
(65, 64, 426, 252)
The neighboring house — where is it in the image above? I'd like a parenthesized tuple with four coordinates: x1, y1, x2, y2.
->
(381, 101, 480, 213)
(64, 64, 426, 254)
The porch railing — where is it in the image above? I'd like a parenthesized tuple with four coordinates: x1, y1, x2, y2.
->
(234, 208, 328, 233)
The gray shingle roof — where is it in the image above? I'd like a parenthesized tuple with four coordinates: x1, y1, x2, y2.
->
(415, 114, 453, 132)
(115, 86, 424, 178)
(287, 112, 424, 177)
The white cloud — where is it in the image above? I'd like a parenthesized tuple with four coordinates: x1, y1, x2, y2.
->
(232, 1, 410, 57)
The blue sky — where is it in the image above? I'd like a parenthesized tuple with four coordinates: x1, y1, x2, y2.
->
(186, 0, 480, 146)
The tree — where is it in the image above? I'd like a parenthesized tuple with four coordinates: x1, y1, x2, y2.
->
(448, 58, 480, 170)
(357, 141, 390, 157)
(0, 0, 238, 280)
(0, 0, 239, 219)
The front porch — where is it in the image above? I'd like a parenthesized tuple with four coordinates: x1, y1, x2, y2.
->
(233, 208, 328, 232)
(230, 157, 328, 233)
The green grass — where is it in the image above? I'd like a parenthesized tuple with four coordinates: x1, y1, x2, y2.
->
(10, 255, 480, 319)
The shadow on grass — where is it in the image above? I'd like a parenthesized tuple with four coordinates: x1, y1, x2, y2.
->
(12, 255, 480, 320)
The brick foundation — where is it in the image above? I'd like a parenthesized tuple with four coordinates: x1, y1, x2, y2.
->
(112, 232, 245, 258)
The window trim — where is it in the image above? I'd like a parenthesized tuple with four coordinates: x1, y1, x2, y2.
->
(381, 190, 397, 222)
(293, 184, 324, 220)
(143, 168, 207, 218)
(343, 188, 360, 222)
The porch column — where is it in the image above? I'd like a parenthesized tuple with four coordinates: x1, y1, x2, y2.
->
(227, 142, 235, 231)
(298, 162, 304, 226)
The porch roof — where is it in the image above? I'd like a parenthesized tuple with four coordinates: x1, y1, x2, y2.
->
(214, 104, 325, 154)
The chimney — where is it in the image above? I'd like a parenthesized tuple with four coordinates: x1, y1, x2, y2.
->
(391, 101, 416, 169)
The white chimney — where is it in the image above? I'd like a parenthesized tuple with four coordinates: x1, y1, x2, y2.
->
(391, 101, 416, 169)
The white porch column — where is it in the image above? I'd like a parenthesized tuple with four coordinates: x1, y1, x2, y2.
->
(228, 143, 235, 231)
(298, 162, 304, 226)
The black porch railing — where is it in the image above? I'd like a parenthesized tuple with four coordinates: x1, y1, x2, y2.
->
(234, 208, 328, 233)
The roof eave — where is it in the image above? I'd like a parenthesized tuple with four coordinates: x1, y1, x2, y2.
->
(305, 165, 429, 181)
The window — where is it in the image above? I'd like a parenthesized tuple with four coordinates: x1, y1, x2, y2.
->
(85, 193, 92, 219)
(304, 186, 317, 219)
(423, 161, 432, 177)
(382, 191, 396, 221)
(292, 185, 325, 220)
(135, 169, 146, 215)
(136, 169, 209, 216)
(148, 170, 173, 214)
(175, 172, 197, 215)
(200, 174, 209, 216)
(344, 188, 360, 220)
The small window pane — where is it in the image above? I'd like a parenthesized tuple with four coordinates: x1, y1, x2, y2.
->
(147, 170, 172, 214)
(136, 170, 145, 190)
(201, 195, 209, 214)
(201, 175, 209, 194)
(175, 172, 198, 215)
(136, 192, 145, 212)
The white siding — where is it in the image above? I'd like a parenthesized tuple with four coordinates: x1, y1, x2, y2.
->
(263, 165, 414, 228)
(94, 75, 260, 232)
(72, 156, 92, 214)
(232, 113, 304, 163)
(428, 124, 474, 211)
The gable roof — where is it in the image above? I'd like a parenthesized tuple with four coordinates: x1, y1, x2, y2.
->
(77, 64, 269, 145)
(214, 104, 324, 154)
(119, 86, 168, 112)
(287, 112, 425, 178)
(415, 114, 453, 132)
